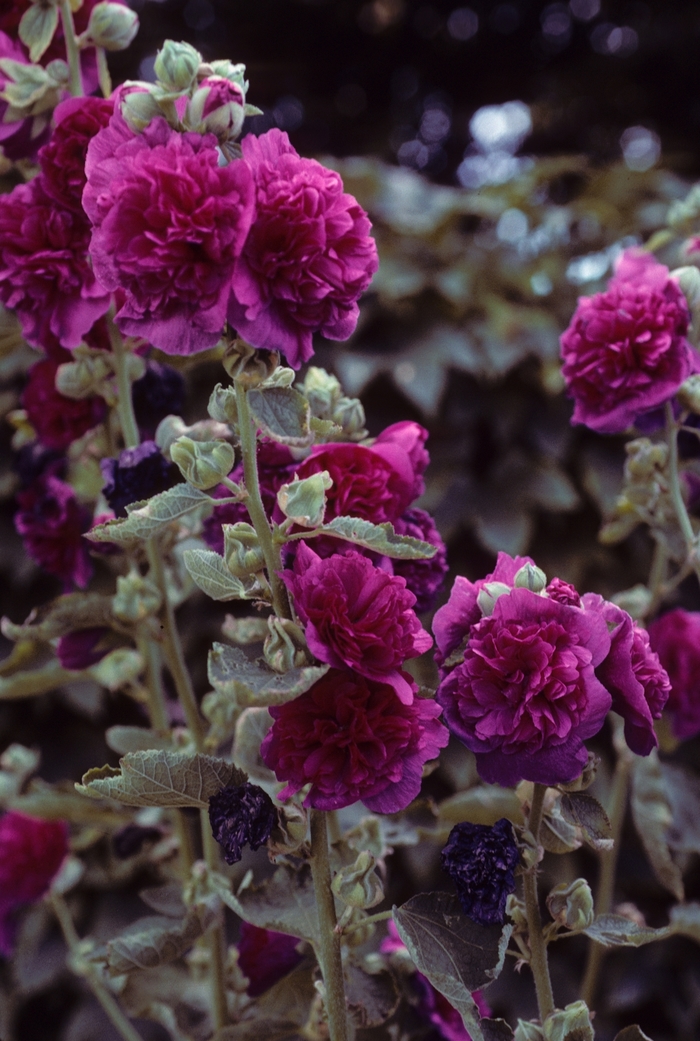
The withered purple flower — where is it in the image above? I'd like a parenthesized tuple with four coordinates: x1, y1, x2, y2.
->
(441, 819, 519, 925)
(208, 783, 278, 865)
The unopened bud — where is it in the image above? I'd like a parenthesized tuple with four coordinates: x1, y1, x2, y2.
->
(223, 339, 280, 385)
(677, 374, 700, 414)
(304, 366, 342, 417)
(514, 1023, 545, 1041)
(121, 88, 161, 132)
(542, 1002, 594, 1041)
(671, 265, 700, 311)
(546, 879, 594, 932)
(277, 472, 332, 528)
(170, 437, 234, 490)
(223, 522, 265, 578)
(86, 2, 139, 51)
(476, 581, 512, 617)
(332, 396, 367, 439)
(113, 572, 162, 623)
(56, 349, 112, 400)
(263, 616, 308, 673)
(514, 562, 547, 593)
(557, 753, 599, 793)
(208, 383, 238, 424)
(331, 850, 384, 910)
(269, 802, 308, 855)
(154, 39, 201, 92)
(186, 76, 245, 141)
(505, 893, 528, 933)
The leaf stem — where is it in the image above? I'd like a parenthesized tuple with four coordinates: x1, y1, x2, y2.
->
(108, 317, 140, 451)
(59, 0, 83, 97)
(340, 908, 393, 935)
(522, 783, 555, 1021)
(310, 810, 348, 1041)
(96, 45, 112, 98)
(665, 401, 700, 585)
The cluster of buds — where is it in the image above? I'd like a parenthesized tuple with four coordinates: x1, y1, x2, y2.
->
(302, 367, 368, 441)
(599, 437, 675, 546)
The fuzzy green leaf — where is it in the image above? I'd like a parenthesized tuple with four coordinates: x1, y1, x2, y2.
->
(87, 483, 211, 545)
(106, 904, 220, 975)
(1, 593, 119, 643)
(183, 549, 266, 602)
(582, 914, 670, 948)
(247, 386, 311, 447)
(105, 726, 175, 755)
(208, 643, 328, 708)
(18, 3, 59, 62)
(76, 750, 246, 808)
(314, 516, 437, 559)
(221, 864, 321, 945)
(560, 792, 613, 851)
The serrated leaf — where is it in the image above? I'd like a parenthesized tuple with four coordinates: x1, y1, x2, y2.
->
(220, 864, 320, 945)
(393, 892, 512, 1041)
(87, 484, 210, 545)
(247, 386, 311, 447)
(183, 548, 266, 602)
(582, 914, 670, 948)
(560, 792, 613, 851)
(106, 726, 175, 755)
(76, 750, 246, 808)
(208, 643, 328, 708)
(313, 516, 437, 559)
(613, 1028, 654, 1041)
(631, 752, 684, 901)
(346, 963, 400, 1028)
(106, 904, 219, 975)
(19, 3, 59, 62)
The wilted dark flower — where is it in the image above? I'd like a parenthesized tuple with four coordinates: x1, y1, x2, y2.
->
(112, 824, 163, 860)
(208, 783, 278, 865)
(15, 474, 93, 589)
(132, 361, 186, 438)
(440, 819, 519, 925)
(100, 441, 175, 517)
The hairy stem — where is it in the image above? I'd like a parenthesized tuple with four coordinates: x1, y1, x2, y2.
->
(665, 401, 700, 585)
(96, 46, 112, 98)
(59, 0, 83, 97)
(52, 892, 144, 1041)
(138, 636, 169, 732)
(522, 783, 555, 1022)
(200, 811, 229, 1031)
(109, 319, 140, 450)
(310, 810, 348, 1041)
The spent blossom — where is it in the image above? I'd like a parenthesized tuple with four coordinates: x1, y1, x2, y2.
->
(208, 783, 278, 865)
(100, 441, 175, 518)
(440, 819, 519, 925)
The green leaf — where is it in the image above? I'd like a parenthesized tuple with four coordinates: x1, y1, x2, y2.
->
(214, 966, 314, 1041)
(18, 3, 59, 62)
(1, 593, 119, 643)
(437, 787, 523, 831)
(87, 484, 211, 545)
(314, 516, 437, 559)
(10, 783, 132, 827)
(393, 891, 512, 1041)
(582, 914, 670, 948)
(183, 549, 266, 602)
(346, 963, 400, 1028)
(105, 726, 175, 755)
(0, 662, 89, 701)
(247, 386, 311, 447)
(208, 643, 328, 708)
(76, 750, 246, 808)
(106, 904, 220, 975)
(560, 792, 613, 851)
(220, 864, 321, 944)
(631, 752, 684, 901)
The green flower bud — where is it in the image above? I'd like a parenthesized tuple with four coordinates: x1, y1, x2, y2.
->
(345, 816, 385, 859)
(121, 88, 161, 132)
(546, 879, 594, 932)
(505, 893, 528, 933)
(542, 1002, 594, 1041)
(303, 366, 342, 417)
(113, 572, 162, 624)
(154, 39, 201, 92)
(332, 396, 367, 440)
(223, 522, 266, 578)
(222, 338, 280, 385)
(557, 752, 599, 792)
(208, 383, 238, 425)
(331, 850, 384, 909)
(671, 265, 700, 311)
(263, 616, 308, 673)
(86, 2, 139, 51)
(677, 373, 700, 414)
(277, 472, 333, 528)
(170, 436, 234, 490)
(514, 562, 547, 593)
(270, 802, 308, 854)
(55, 348, 113, 400)
(185, 76, 245, 142)
(514, 1022, 545, 1041)
(668, 186, 700, 234)
(476, 581, 512, 617)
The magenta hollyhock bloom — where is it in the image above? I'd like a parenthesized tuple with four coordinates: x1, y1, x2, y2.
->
(0, 179, 110, 351)
(546, 577, 582, 607)
(237, 922, 304, 997)
(436, 584, 612, 787)
(261, 669, 448, 812)
(15, 474, 93, 589)
(374, 422, 430, 501)
(648, 609, 700, 740)
(38, 96, 114, 213)
(228, 128, 378, 368)
(393, 508, 449, 613)
(56, 627, 111, 670)
(282, 542, 432, 703)
(83, 114, 255, 355)
(560, 249, 699, 434)
(0, 812, 68, 956)
(23, 356, 106, 451)
(591, 596, 670, 756)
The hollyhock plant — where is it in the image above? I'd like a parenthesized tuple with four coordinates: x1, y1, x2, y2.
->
(440, 819, 520, 925)
(648, 609, 700, 740)
(0, 812, 68, 956)
(15, 473, 93, 589)
(560, 248, 699, 434)
(83, 112, 255, 355)
(393, 508, 449, 612)
(261, 669, 448, 812)
(237, 922, 304, 997)
(208, 783, 278, 865)
(282, 542, 432, 702)
(23, 357, 106, 451)
(228, 128, 378, 368)
(0, 31, 53, 161)
(101, 441, 175, 518)
(38, 96, 114, 213)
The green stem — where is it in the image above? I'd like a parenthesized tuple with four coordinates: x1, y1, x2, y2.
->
(665, 401, 700, 585)
(234, 381, 291, 619)
(52, 893, 144, 1041)
(580, 743, 633, 1008)
(109, 318, 140, 450)
(310, 810, 348, 1041)
(59, 0, 83, 97)
(201, 810, 229, 1031)
(138, 636, 169, 732)
(96, 45, 112, 98)
(522, 784, 555, 1022)
(341, 909, 393, 935)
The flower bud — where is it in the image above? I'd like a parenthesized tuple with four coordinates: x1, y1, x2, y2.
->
(672, 265, 700, 311)
(546, 879, 594, 932)
(268, 802, 308, 856)
(542, 1002, 594, 1041)
(668, 186, 700, 233)
(86, 2, 139, 50)
(277, 472, 333, 528)
(186, 76, 245, 141)
(557, 752, 599, 792)
(514, 562, 547, 593)
(223, 522, 265, 578)
(121, 88, 162, 132)
(514, 1023, 545, 1041)
(331, 850, 384, 909)
(156, 416, 230, 457)
(56, 349, 112, 400)
(170, 436, 234, 490)
(113, 572, 162, 624)
(677, 373, 700, 414)
(332, 396, 367, 440)
(505, 893, 528, 933)
(476, 581, 512, 617)
(263, 616, 308, 673)
(154, 39, 201, 92)
(303, 366, 342, 416)
(207, 383, 238, 425)
(222, 339, 280, 385)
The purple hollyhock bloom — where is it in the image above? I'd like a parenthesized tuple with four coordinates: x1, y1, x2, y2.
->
(591, 596, 670, 756)
(23, 356, 106, 451)
(38, 96, 114, 213)
(132, 361, 186, 439)
(15, 474, 93, 589)
(83, 111, 255, 355)
(0, 812, 68, 956)
(100, 441, 175, 518)
(56, 628, 111, 670)
(237, 921, 304, 997)
(436, 584, 612, 787)
(648, 609, 700, 741)
(13, 444, 65, 489)
(282, 542, 432, 703)
(208, 783, 278, 865)
(229, 128, 378, 368)
(560, 249, 700, 434)
(441, 819, 519, 925)
(393, 508, 449, 613)
(261, 668, 448, 813)
(546, 577, 581, 607)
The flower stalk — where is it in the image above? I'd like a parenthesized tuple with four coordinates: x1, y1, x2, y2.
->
(522, 783, 556, 1022)
(310, 809, 349, 1041)
(665, 401, 700, 585)
(59, 0, 84, 97)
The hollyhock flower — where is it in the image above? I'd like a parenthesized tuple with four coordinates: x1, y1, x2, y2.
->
(23, 356, 106, 451)
(208, 783, 278, 865)
(0, 179, 110, 350)
(261, 669, 448, 813)
(0, 812, 68, 956)
(282, 542, 432, 702)
(592, 597, 670, 756)
(374, 422, 430, 501)
(648, 609, 700, 740)
(440, 819, 519, 925)
(237, 922, 304, 997)
(83, 113, 255, 355)
(393, 508, 449, 612)
(101, 441, 175, 518)
(436, 585, 612, 786)
(15, 474, 93, 589)
(0, 1, 102, 96)
(13, 443, 65, 489)
(56, 627, 111, 670)
(228, 128, 378, 368)
(38, 96, 114, 212)
(546, 577, 581, 607)
(132, 361, 186, 439)
(560, 248, 698, 434)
